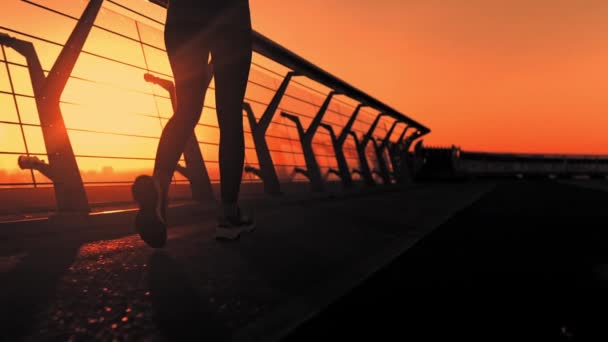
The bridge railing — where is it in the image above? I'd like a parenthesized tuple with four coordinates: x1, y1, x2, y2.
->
(0, 0, 429, 216)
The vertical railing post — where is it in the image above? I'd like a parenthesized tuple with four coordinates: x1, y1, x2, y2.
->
(327, 104, 366, 188)
(143, 70, 215, 202)
(280, 91, 337, 192)
(397, 130, 423, 183)
(389, 125, 410, 182)
(318, 123, 349, 188)
(351, 112, 387, 186)
(360, 113, 387, 152)
(411, 139, 426, 178)
(243, 71, 296, 195)
(373, 119, 401, 184)
(369, 138, 385, 181)
(348, 130, 374, 186)
(1, 0, 105, 219)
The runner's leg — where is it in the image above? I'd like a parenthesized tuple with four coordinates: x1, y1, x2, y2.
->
(212, 27, 252, 210)
(154, 24, 211, 210)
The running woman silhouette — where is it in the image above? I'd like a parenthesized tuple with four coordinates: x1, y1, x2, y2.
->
(132, 0, 254, 247)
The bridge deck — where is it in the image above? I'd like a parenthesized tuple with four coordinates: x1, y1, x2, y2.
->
(0, 183, 492, 341)
(286, 181, 608, 341)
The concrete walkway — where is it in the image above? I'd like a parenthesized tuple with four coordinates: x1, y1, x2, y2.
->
(286, 180, 608, 341)
(0, 182, 494, 341)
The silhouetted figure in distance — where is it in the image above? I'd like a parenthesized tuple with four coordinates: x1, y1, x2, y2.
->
(132, 0, 254, 247)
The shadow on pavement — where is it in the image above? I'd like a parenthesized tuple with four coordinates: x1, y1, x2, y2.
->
(0, 238, 81, 341)
(148, 251, 230, 341)
(285, 181, 608, 341)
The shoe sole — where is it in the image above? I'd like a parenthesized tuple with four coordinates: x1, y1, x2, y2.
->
(215, 221, 256, 241)
(132, 175, 167, 248)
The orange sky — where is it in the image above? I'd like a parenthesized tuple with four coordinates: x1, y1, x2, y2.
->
(2, 0, 608, 157)
(249, 0, 608, 154)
